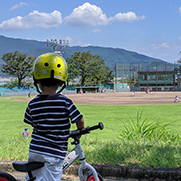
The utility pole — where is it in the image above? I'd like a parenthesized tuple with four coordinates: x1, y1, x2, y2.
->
(47, 39, 69, 56)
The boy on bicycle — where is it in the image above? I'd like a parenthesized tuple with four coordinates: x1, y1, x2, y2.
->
(23, 53, 85, 181)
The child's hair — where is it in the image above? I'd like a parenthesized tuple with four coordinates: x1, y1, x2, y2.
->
(38, 78, 62, 87)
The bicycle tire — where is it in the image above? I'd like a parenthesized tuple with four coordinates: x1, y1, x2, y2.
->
(83, 170, 104, 181)
(0, 171, 17, 181)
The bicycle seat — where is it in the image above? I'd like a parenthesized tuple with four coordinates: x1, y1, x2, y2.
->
(13, 161, 44, 172)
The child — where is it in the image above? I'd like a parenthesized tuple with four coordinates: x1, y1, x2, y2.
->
(146, 87, 149, 93)
(22, 128, 30, 138)
(174, 95, 180, 103)
(23, 53, 85, 181)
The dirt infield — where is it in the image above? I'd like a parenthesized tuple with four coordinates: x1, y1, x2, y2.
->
(11, 92, 181, 105)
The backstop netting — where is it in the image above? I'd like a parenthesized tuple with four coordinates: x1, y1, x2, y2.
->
(114, 62, 180, 91)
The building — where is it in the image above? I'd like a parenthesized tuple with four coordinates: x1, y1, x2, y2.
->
(138, 70, 178, 91)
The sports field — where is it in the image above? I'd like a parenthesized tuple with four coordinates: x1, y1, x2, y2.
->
(1, 91, 181, 168)
(12, 91, 181, 105)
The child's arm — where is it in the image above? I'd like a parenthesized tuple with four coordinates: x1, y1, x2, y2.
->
(76, 117, 85, 130)
(76, 117, 85, 139)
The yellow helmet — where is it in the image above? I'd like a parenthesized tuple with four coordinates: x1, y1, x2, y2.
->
(33, 53, 68, 82)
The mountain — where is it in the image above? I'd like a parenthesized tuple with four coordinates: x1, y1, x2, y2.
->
(0, 35, 166, 74)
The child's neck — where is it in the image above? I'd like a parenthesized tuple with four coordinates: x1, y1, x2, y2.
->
(41, 91, 56, 95)
(41, 86, 58, 95)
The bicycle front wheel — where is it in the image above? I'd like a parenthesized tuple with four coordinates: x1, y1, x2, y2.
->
(83, 171, 104, 181)
(0, 171, 17, 181)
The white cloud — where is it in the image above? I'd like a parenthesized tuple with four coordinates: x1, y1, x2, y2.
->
(160, 42, 169, 48)
(65, 36, 91, 46)
(64, 2, 108, 27)
(91, 28, 102, 33)
(65, 36, 73, 45)
(1, 2, 145, 31)
(0, 10, 62, 30)
(64, 2, 144, 27)
(9, 2, 28, 11)
(152, 42, 169, 50)
(109, 12, 145, 22)
(179, 7, 181, 13)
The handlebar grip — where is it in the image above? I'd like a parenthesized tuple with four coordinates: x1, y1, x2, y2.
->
(89, 122, 104, 131)
(69, 122, 104, 138)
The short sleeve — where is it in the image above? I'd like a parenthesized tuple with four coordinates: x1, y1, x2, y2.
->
(24, 106, 33, 125)
(67, 100, 83, 123)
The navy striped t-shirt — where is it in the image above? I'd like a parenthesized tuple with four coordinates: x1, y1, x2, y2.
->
(24, 94, 83, 159)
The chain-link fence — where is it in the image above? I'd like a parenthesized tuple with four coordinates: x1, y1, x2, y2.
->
(114, 62, 180, 91)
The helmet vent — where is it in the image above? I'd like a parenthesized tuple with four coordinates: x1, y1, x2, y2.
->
(44, 63, 49, 67)
(57, 64, 61, 68)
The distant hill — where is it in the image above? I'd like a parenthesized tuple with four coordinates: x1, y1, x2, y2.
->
(0, 35, 167, 76)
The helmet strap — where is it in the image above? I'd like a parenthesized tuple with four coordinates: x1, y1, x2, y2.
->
(33, 76, 66, 95)
(57, 82, 66, 94)
(33, 77, 42, 94)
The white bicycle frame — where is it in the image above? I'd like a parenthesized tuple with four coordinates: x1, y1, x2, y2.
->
(63, 143, 99, 181)
(12, 122, 104, 181)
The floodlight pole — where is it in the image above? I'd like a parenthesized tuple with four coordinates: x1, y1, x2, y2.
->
(47, 39, 69, 56)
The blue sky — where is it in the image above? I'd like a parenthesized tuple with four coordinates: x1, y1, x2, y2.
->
(0, 0, 181, 63)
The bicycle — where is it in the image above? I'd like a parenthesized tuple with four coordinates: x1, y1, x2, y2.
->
(0, 122, 104, 181)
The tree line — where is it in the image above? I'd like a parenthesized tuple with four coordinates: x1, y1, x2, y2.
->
(1, 51, 114, 87)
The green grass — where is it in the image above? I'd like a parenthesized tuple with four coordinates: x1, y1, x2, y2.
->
(0, 96, 181, 168)
(76, 104, 181, 141)
(79, 138, 181, 168)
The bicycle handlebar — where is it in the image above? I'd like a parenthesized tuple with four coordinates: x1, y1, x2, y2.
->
(69, 122, 104, 138)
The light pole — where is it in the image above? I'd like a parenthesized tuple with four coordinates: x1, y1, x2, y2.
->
(47, 39, 69, 56)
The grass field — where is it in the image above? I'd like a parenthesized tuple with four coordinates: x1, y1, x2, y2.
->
(0, 94, 181, 168)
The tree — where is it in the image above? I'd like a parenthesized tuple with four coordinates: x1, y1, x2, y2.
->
(66, 51, 114, 85)
(1, 51, 35, 87)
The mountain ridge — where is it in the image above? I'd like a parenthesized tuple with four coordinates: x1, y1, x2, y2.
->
(0, 35, 166, 73)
